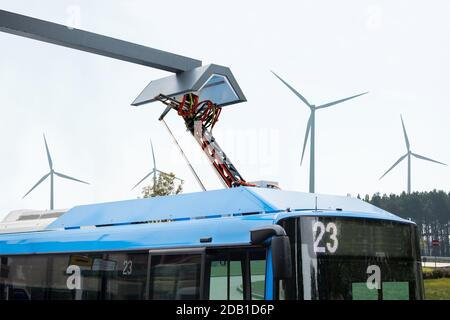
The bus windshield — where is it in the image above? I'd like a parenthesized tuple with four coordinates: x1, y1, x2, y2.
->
(279, 216, 424, 300)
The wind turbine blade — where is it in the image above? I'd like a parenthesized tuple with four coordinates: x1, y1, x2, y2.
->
(300, 115, 312, 165)
(150, 139, 156, 169)
(411, 153, 447, 166)
(379, 154, 408, 180)
(400, 115, 410, 151)
(23, 172, 51, 198)
(43, 134, 53, 169)
(156, 169, 184, 182)
(316, 92, 368, 110)
(131, 171, 153, 190)
(271, 71, 312, 108)
(54, 171, 90, 185)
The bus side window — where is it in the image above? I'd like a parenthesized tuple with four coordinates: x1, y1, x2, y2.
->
(250, 259, 266, 300)
(207, 248, 266, 300)
(209, 260, 228, 299)
(0, 255, 48, 300)
(148, 253, 203, 300)
(104, 252, 148, 300)
(209, 258, 244, 300)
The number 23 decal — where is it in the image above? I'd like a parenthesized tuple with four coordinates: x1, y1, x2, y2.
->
(123, 260, 133, 275)
(313, 221, 338, 253)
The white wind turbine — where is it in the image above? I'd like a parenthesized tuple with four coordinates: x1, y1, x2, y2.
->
(23, 134, 90, 210)
(131, 139, 183, 191)
(379, 115, 447, 193)
(271, 71, 368, 193)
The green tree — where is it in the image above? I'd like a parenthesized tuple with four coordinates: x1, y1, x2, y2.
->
(142, 172, 183, 198)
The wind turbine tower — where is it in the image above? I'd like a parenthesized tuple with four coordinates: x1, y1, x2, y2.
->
(271, 71, 368, 193)
(23, 134, 90, 210)
(379, 115, 447, 193)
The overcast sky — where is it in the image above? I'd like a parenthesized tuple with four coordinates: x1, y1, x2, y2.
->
(0, 0, 449, 219)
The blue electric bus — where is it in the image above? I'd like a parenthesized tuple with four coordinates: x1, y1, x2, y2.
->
(0, 187, 424, 300)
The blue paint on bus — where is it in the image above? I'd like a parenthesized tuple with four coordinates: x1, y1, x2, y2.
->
(265, 248, 274, 300)
(0, 187, 413, 255)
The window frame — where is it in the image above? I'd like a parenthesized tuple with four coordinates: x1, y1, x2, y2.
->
(203, 245, 267, 300)
(147, 247, 206, 300)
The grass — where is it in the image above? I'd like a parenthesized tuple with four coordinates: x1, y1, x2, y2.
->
(424, 278, 450, 300)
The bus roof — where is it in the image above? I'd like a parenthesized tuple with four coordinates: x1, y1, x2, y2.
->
(47, 187, 403, 230)
(0, 187, 413, 255)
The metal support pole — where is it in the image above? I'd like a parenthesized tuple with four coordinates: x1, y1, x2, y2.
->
(161, 119, 206, 191)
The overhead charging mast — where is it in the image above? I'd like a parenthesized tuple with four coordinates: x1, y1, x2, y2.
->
(155, 93, 253, 188)
(0, 10, 256, 189)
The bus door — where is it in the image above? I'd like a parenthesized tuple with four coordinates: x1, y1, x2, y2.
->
(204, 247, 267, 300)
(147, 248, 206, 300)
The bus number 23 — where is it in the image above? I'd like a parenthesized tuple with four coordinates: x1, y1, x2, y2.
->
(313, 221, 338, 253)
(123, 260, 133, 275)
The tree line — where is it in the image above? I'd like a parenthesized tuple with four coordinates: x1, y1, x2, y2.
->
(362, 190, 450, 257)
